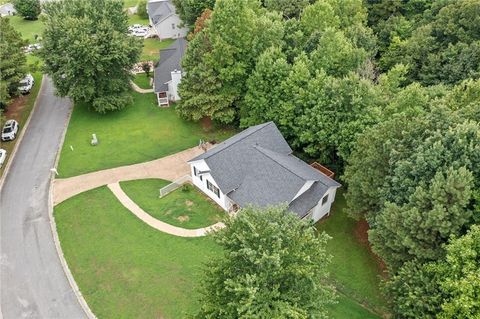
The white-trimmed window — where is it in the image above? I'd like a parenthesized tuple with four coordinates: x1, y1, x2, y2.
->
(172, 23, 175, 29)
(321, 194, 329, 206)
(193, 166, 202, 181)
(207, 180, 220, 198)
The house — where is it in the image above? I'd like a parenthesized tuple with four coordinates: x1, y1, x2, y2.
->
(147, 0, 189, 40)
(188, 122, 341, 223)
(0, 3, 16, 17)
(153, 38, 187, 106)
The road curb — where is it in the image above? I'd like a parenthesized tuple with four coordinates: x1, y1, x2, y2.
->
(0, 75, 46, 193)
(47, 103, 97, 319)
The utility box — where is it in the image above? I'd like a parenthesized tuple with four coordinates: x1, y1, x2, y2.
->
(91, 133, 98, 146)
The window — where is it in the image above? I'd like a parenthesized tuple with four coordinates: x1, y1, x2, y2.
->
(172, 23, 175, 29)
(193, 166, 197, 176)
(321, 194, 329, 206)
(207, 180, 220, 198)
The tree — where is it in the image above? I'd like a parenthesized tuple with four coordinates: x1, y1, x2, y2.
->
(13, 0, 41, 20)
(369, 167, 475, 269)
(177, 0, 284, 123)
(41, 0, 141, 113)
(384, 225, 480, 319)
(0, 17, 27, 108)
(141, 62, 151, 77)
(137, 0, 148, 20)
(196, 205, 336, 318)
(172, 0, 215, 26)
(263, 0, 309, 19)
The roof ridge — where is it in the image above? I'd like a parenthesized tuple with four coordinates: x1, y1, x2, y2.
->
(254, 145, 317, 182)
(201, 122, 274, 160)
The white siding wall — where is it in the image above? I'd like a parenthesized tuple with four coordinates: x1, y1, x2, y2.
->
(155, 14, 189, 40)
(190, 160, 232, 211)
(169, 70, 182, 101)
(311, 187, 338, 223)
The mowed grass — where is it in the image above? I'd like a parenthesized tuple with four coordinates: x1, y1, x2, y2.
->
(120, 179, 226, 229)
(132, 73, 152, 89)
(316, 190, 387, 316)
(57, 91, 233, 177)
(141, 38, 174, 62)
(7, 16, 44, 43)
(54, 186, 220, 319)
(328, 294, 381, 319)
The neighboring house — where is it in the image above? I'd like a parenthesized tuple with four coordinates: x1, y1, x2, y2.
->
(188, 122, 341, 223)
(0, 3, 16, 17)
(147, 0, 189, 40)
(153, 38, 186, 106)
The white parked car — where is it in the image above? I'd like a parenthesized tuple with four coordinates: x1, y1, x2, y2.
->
(0, 149, 6, 167)
(22, 43, 42, 53)
(132, 29, 148, 37)
(18, 74, 34, 94)
(1, 119, 19, 142)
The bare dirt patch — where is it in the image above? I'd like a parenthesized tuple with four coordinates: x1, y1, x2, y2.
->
(185, 200, 194, 207)
(3, 95, 28, 122)
(200, 116, 212, 131)
(177, 215, 190, 223)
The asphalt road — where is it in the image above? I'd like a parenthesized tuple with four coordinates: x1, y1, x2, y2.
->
(0, 78, 86, 318)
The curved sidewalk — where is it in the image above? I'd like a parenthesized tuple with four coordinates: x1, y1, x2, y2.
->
(108, 182, 225, 237)
(53, 146, 205, 205)
(130, 81, 154, 93)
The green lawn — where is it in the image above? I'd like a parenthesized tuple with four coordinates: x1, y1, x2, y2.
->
(54, 186, 220, 319)
(57, 91, 233, 178)
(120, 179, 226, 229)
(128, 14, 149, 26)
(132, 73, 152, 89)
(328, 294, 381, 319)
(141, 38, 174, 62)
(123, 0, 138, 8)
(317, 190, 387, 316)
(8, 16, 44, 43)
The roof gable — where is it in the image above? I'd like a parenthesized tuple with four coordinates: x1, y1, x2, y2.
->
(148, 0, 176, 25)
(154, 38, 187, 92)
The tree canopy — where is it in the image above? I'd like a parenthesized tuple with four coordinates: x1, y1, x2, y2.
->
(196, 205, 335, 318)
(13, 0, 41, 20)
(0, 17, 27, 108)
(41, 0, 141, 113)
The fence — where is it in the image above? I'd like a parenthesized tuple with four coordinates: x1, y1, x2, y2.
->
(159, 175, 192, 198)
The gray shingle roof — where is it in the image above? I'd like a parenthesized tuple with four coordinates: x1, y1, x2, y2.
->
(147, 0, 175, 25)
(189, 122, 341, 216)
(154, 38, 187, 93)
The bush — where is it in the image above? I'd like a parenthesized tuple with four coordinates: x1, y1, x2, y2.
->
(13, 0, 41, 20)
(181, 184, 192, 192)
(137, 0, 148, 19)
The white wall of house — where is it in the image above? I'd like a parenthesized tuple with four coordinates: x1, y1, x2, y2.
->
(168, 70, 182, 101)
(154, 14, 189, 40)
(189, 160, 232, 211)
(311, 186, 338, 223)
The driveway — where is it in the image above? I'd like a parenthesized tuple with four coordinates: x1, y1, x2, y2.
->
(0, 78, 87, 318)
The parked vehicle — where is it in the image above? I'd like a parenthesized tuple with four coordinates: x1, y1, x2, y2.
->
(1, 119, 19, 141)
(22, 43, 42, 53)
(131, 29, 148, 37)
(18, 74, 34, 94)
(0, 149, 6, 167)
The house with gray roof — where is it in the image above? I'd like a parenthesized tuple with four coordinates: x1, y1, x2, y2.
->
(147, 0, 189, 40)
(188, 122, 341, 222)
(154, 38, 187, 106)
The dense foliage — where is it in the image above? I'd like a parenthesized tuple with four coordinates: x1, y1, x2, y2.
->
(196, 206, 335, 318)
(0, 17, 27, 108)
(172, 0, 215, 26)
(41, 0, 141, 113)
(137, 0, 148, 20)
(13, 0, 41, 20)
(178, 0, 480, 317)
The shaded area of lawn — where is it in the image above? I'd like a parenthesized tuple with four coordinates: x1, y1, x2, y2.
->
(120, 179, 226, 229)
(316, 190, 387, 316)
(57, 91, 234, 177)
(7, 16, 44, 43)
(132, 73, 152, 89)
(54, 186, 220, 319)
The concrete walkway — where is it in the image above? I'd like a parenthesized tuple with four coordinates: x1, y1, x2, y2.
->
(54, 146, 205, 205)
(130, 81, 154, 93)
(108, 182, 225, 237)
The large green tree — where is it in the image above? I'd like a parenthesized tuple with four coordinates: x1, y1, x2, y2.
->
(0, 17, 27, 108)
(172, 0, 215, 26)
(177, 0, 284, 123)
(196, 206, 335, 318)
(13, 0, 41, 20)
(41, 0, 141, 113)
